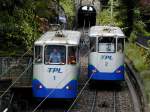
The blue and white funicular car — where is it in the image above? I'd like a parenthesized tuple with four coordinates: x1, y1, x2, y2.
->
(32, 30, 81, 99)
(88, 26, 125, 81)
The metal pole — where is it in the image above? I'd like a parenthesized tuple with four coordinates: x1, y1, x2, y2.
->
(110, 0, 113, 24)
(57, 0, 59, 24)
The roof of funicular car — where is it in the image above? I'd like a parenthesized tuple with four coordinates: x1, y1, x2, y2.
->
(34, 30, 81, 45)
(88, 26, 125, 38)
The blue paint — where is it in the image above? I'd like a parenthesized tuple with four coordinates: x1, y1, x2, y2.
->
(32, 80, 78, 99)
(48, 68, 62, 73)
(88, 65, 125, 80)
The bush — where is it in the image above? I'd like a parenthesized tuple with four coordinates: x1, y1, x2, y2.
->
(59, 0, 75, 28)
(129, 31, 138, 42)
(125, 43, 149, 71)
(0, 0, 40, 51)
(96, 0, 124, 27)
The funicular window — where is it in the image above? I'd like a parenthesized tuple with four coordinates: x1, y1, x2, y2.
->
(98, 37, 115, 53)
(44, 45, 66, 65)
(90, 37, 96, 52)
(117, 38, 124, 52)
(35, 46, 43, 63)
(68, 46, 78, 64)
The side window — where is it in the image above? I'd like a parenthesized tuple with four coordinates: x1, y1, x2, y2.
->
(68, 46, 77, 64)
(117, 38, 124, 52)
(90, 37, 96, 52)
(35, 46, 43, 63)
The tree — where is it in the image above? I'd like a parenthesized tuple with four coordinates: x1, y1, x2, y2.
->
(0, 0, 40, 52)
(0, 0, 59, 55)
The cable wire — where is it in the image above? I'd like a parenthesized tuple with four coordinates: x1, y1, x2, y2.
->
(32, 27, 93, 112)
(0, 62, 33, 98)
(66, 70, 96, 112)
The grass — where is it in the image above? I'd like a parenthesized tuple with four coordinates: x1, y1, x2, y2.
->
(125, 42, 150, 105)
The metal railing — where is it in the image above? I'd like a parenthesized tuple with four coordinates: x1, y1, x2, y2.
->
(0, 57, 33, 87)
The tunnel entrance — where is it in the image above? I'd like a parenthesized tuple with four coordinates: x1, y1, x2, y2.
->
(78, 5, 96, 28)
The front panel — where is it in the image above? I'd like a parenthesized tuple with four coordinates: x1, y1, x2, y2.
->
(88, 52, 124, 80)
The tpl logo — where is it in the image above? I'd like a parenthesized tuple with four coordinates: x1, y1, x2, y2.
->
(101, 55, 112, 60)
(48, 68, 63, 73)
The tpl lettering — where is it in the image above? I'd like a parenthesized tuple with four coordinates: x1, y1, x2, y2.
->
(101, 55, 112, 60)
(48, 68, 62, 73)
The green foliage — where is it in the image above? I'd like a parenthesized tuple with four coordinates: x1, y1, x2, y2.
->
(96, 0, 125, 27)
(130, 8, 146, 42)
(129, 19, 147, 42)
(97, 0, 149, 40)
(145, 42, 150, 65)
(59, 0, 75, 28)
(0, 0, 40, 51)
(0, 0, 75, 55)
(34, 0, 56, 20)
(60, 0, 74, 17)
(125, 43, 149, 71)
(97, 9, 111, 25)
(129, 7, 150, 42)
(0, 0, 60, 52)
(129, 18, 149, 42)
(126, 43, 150, 104)
(129, 31, 138, 42)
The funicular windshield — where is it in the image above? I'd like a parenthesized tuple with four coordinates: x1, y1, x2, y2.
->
(35, 46, 43, 63)
(98, 37, 116, 53)
(44, 45, 66, 65)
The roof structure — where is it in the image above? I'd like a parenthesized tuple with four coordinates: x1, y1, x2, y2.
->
(35, 30, 81, 45)
(88, 26, 125, 38)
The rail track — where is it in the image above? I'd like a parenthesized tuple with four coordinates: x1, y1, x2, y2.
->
(0, 28, 146, 112)
(59, 25, 135, 112)
(0, 32, 144, 112)
(0, 9, 147, 112)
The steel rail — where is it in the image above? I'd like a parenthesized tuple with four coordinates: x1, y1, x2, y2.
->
(113, 91, 116, 112)
(90, 90, 97, 112)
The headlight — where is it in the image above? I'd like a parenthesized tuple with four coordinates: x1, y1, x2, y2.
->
(116, 70, 121, 73)
(66, 85, 71, 90)
(38, 84, 43, 89)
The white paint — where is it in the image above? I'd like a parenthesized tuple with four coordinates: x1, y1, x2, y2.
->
(3, 108, 8, 112)
(33, 64, 79, 88)
(35, 30, 81, 45)
(88, 26, 125, 38)
(89, 52, 124, 72)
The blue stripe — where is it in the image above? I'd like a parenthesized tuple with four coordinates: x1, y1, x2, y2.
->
(88, 65, 125, 80)
(32, 79, 78, 99)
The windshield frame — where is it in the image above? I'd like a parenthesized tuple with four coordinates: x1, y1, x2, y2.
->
(67, 45, 79, 64)
(98, 36, 116, 53)
(44, 44, 66, 65)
